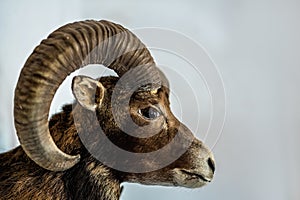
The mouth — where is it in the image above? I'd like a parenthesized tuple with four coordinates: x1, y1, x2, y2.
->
(180, 169, 212, 183)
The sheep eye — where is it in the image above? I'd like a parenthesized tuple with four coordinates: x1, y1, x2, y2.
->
(139, 107, 161, 120)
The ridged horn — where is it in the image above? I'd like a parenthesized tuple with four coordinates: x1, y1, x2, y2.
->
(14, 20, 156, 171)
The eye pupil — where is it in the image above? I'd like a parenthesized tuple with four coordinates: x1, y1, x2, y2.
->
(140, 107, 160, 119)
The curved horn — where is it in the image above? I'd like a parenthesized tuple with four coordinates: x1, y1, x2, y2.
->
(14, 20, 156, 171)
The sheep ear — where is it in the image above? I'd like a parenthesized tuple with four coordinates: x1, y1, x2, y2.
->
(72, 76, 105, 111)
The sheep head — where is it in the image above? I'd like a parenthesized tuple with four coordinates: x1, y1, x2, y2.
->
(14, 20, 215, 189)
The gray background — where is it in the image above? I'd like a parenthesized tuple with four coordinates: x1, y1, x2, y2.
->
(0, 0, 299, 200)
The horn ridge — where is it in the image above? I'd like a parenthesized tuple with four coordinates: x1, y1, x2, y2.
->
(14, 20, 156, 171)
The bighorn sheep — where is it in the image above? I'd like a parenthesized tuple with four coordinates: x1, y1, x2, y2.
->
(0, 20, 215, 200)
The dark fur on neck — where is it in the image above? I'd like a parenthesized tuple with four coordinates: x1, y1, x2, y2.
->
(0, 104, 121, 200)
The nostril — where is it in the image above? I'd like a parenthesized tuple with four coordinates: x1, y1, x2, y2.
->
(207, 157, 215, 173)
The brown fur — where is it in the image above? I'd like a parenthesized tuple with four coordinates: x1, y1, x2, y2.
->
(0, 76, 214, 199)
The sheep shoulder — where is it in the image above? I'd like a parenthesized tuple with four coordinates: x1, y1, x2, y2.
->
(0, 104, 121, 200)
